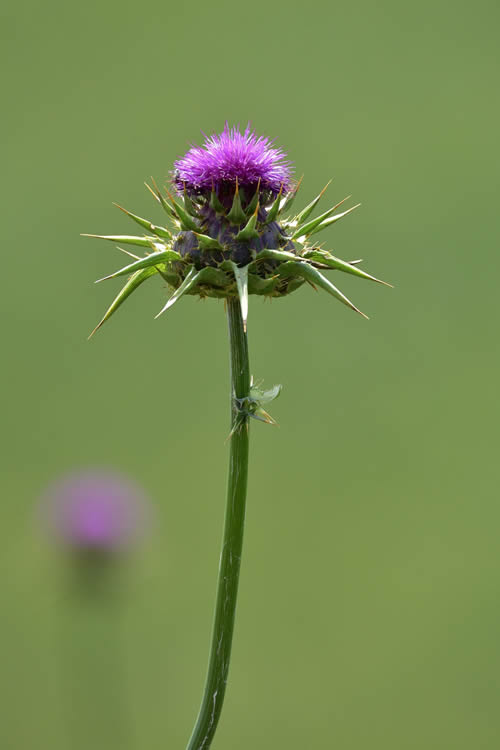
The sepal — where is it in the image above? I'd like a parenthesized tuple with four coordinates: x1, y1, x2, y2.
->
(302, 248, 392, 286)
(264, 186, 283, 224)
(183, 185, 200, 218)
(253, 248, 297, 265)
(95, 248, 180, 282)
(279, 176, 303, 215)
(145, 179, 177, 220)
(277, 261, 368, 318)
(210, 185, 226, 214)
(165, 190, 199, 232)
(292, 180, 331, 226)
(194, 233, 224, 251)
(155, 266, 230, 317)
(82, 234, 158, 248)
(292, 201, 359, 240)
(155, 266, 200, 317)
(227, 180, 247, 224)
(245, 179, 261, 216)
(235, 206, 260, 242)
(113, 203, 171, 239)
(89, 266, 159, 338)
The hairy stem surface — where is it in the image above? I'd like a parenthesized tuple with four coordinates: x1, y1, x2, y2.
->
(186, 296, 250, 750)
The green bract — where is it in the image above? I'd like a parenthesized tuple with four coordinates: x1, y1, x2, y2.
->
(84, 179, 391, 337)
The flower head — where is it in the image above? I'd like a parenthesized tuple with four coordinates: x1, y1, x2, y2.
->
(173, 124, 292, 196)
(85, 123, 391, 335)
(42, 471, 148, 551)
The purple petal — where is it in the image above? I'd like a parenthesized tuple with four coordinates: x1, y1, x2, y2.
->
(174, 123, 292, 194)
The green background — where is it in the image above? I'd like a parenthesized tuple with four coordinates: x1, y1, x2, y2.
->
(2, 0, 499, 747)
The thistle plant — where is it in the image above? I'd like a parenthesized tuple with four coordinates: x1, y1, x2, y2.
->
(85, 124, 390, 749)
(41, 471, 148, 750)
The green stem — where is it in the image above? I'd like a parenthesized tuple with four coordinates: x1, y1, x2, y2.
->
(186, 297, 250, 750)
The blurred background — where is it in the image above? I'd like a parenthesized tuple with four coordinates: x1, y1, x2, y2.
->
(2, 0, 499, 747)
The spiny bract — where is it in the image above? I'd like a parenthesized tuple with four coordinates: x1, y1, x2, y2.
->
(84, 124, 391, 336)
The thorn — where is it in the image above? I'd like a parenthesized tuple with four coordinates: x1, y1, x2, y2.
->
(116, 245, 140, 260)
(165, 187, 177, 210)
(87, 325, 100, 340)
(319, 179, 332, 197)
(144, 181, 158, 201)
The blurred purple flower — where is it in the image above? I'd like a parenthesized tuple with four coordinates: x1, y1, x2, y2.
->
(173, 123, 292, 194)
(42, 471, 149, 551)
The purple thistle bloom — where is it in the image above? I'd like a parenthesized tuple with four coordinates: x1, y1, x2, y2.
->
(86, 121, 387, 334)
(174, 123, 292, 195)
(42, 471, 148, 551)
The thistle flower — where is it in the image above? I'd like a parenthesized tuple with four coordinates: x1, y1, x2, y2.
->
(85, 123, 390, 338)
(174, 124, 292, 194)
(84, 124, 391, 750)
(43, 473, 144, 746)
(43, 471, 147, 552)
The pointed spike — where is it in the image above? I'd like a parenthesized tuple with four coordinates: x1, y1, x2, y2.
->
(251, 407, 278, 425)
(307, 204, 361, 237)
(303, 249, 392, 287)
(113, 203, 171, 239)
(183, 184, 200, 218)
(265, 186, 283, 224)
(253, 248, 297, 265)
(146, 179, 177, 219)
(194, 232, 224, 251)
(165, 188, 199, 232)
(292, 180, 332, 226)
(235, 204, 260, 241)
(280, 175, 303, 214)
(82, 233, 157, 248)
(88, 266, 159, 338)
(292, 196, 354, 239)
(155, 266, 201, 318)
(245, 178, 261, 216)
(277, 261, 369, 319)
(95, 249, 180, 283)
(227, 178, 247, 224)
(116, 245, 141, 260)
(155, 266, 229, 315)
(210, 181, 226, 213)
